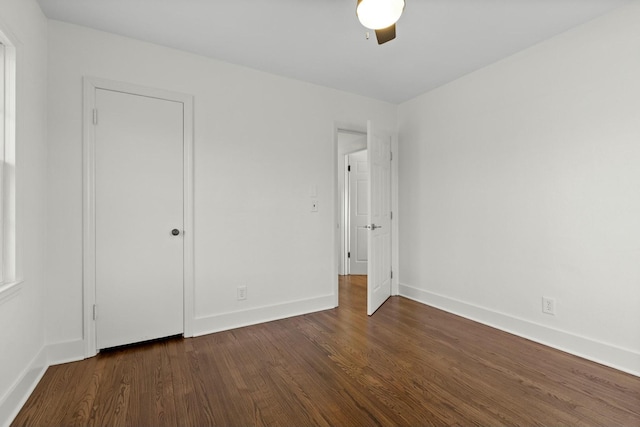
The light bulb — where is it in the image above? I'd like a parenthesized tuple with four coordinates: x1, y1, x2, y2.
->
(356, 0, 405, 30)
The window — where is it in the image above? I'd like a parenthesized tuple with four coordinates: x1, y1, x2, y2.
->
(0, 42, 4, 282)
(0, 35, 17, 291)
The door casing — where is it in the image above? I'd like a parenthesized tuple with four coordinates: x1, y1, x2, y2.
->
(333, 123, 399, 309)
(82, 77, 195, 357)
(337, 130, 367, 276)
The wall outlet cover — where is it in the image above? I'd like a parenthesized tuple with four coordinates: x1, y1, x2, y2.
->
(542, 297, 556, 315)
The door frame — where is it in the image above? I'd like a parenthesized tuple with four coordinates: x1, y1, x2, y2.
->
(333, 124, 399, 308)
(82, 77, 195, 357)
(337, 130, 367, 276)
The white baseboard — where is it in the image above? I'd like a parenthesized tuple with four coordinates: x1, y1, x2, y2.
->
(194, 294, 335, 336)
(0, 347, 47, 427)
(399, 283, 640, 377)
(47, 339, 85, 366)
(0, 339, 86, 427)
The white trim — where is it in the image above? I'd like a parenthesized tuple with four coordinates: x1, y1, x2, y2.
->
(332, 123, 399, 304)
(0, 280, 22, 305)
(82, 78, 96, 357)
(46, 339, 85, 366)
(333, 124, 368, 307)
(390, 133, 399, 296)
(336, 130, 368, 278)
(193, 295, 335, 336)
(182, 95, 195, 338)
(82, 77, 195, 357)
(399, 283, 640, 377)
(342, 154, 349, 275)
(0, 29, 18, 287)
(0, 347, 47, 427)
(0, 339, 85, 427)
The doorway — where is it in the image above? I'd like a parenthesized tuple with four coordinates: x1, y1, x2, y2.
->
(337, 130, 367, 276)
(335, 124, 394, 315)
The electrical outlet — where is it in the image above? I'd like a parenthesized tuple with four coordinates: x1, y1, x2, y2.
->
(542, 297, 555, 315)
(237, 286, 247, 301)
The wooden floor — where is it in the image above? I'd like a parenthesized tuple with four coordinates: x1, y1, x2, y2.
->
(13, 275, 640, 426)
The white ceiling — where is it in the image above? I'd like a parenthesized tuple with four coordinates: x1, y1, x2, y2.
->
(36, 0, 629, 104)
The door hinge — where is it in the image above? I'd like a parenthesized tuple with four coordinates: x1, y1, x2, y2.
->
(348, 252, 351, 258)
(93, 304, 97, 320)
(390, 151, 393, 161)
(93, 108, 98, 125)
(390, 270, 393, 279)
(390, 211, 393, 220)
(348, 165, 351, 172)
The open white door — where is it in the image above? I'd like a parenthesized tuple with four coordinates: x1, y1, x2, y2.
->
(366, 120, 392, 315)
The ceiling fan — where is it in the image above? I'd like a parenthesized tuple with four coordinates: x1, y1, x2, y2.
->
(356, 0, 406, 45)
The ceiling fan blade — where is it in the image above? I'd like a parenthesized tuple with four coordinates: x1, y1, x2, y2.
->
(375, 24, 396, 45)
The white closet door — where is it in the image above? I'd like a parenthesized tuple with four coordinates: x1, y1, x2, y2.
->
(95, 88, 184, 349)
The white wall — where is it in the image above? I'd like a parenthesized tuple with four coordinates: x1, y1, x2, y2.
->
(398, 3, 640, 375)
(45, 20, 397, 352)
(0, 0, 49, 424)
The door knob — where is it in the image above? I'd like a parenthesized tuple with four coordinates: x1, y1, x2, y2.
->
(366, 224, 382, 230)
(171, 229, 180, 236)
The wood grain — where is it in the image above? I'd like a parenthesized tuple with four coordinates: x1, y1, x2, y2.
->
(12, 275, 640, 426)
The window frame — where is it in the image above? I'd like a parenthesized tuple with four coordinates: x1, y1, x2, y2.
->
(0, 30, 19, 299)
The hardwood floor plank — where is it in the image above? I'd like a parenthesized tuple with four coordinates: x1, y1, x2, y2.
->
(11, 275, 640, 426)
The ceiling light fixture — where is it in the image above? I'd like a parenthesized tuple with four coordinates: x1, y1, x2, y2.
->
(356, 0, 405, 30)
